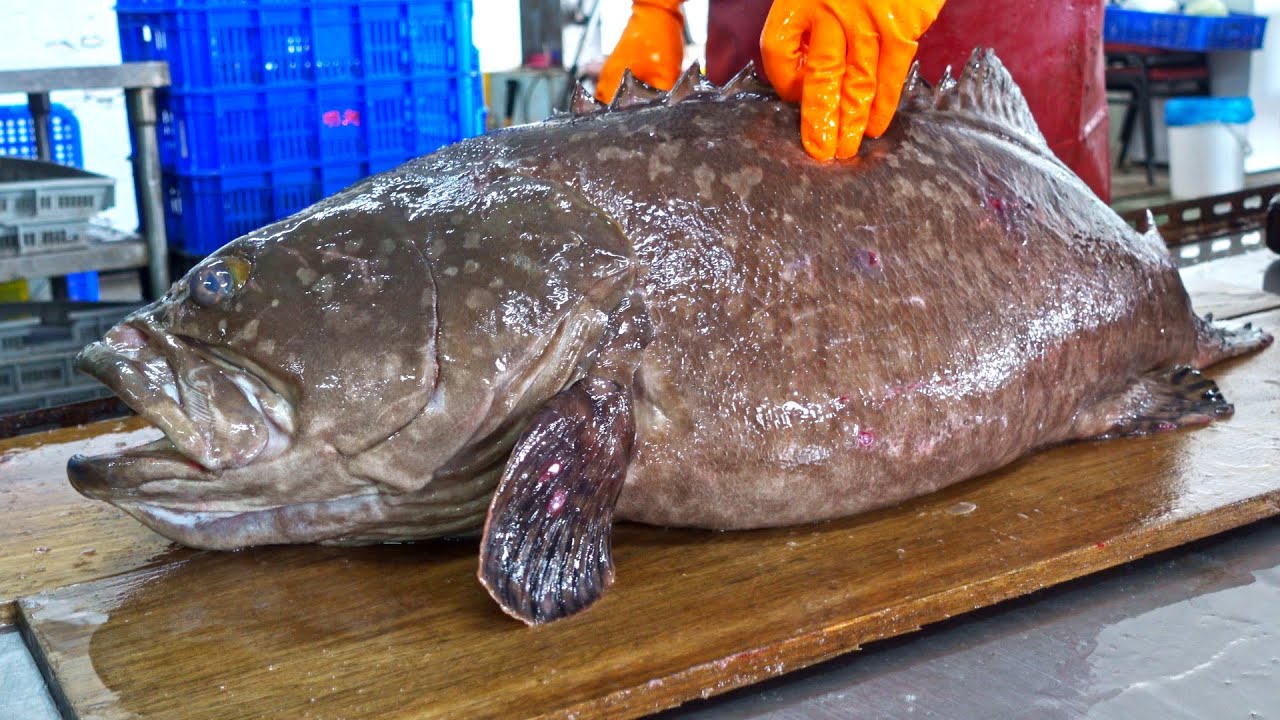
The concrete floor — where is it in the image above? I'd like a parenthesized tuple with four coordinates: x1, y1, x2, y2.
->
(0, 629, 59, 720)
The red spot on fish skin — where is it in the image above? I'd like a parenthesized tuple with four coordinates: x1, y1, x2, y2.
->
(537, 462, 562, 485)
(857, 428, 876, 448)
(1156, 422, 1178, 432)
(852, 248, 882, 275)
(1096, 541, 1107, 549)
(547, 488, 568, 515)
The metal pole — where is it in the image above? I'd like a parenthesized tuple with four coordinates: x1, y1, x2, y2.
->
(124, 86, 170, 299)
(27, 92, 52, 161)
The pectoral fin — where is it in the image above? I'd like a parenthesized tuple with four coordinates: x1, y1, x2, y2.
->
(478, 377, 634, 624)
(1075, 366, 1233, 440)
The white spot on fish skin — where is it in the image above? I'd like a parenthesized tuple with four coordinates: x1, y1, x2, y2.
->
(655, 140, 683, 162)
(722, 166, 764, 201)
(239, 319, 260, 341)
(947, 501, 977, 516)
(648, 153, 674, 181)
(908, 296, 927, 308)
(296, 267, 318, 287)
(597, 146, 640, 162)
(217, 319, 227, 334)
(489, 277, 504, 289)
(465, 288, 492, 310)
(693, 165, 716, 199)
(463, 231, 481, 249)
(271, 299, 280, 308)
(464, 260, 480, 273)
(442, 266, 459, 277)
(260, 339, 276, 355)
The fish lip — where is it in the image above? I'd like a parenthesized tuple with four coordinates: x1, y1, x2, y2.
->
(68, 436, 213, 498)
(107, 496, 377, 550)
(75, 322, 295, 472)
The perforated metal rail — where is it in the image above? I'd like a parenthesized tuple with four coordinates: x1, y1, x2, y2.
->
(1119, 183, 1279, 247)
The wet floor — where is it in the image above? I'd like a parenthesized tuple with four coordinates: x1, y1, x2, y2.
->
(664, 518, 1280, 720)
(0, 628, 59, 720)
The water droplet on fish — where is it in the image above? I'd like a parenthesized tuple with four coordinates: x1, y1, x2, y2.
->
(547, 488, 568, 515)
(947, 502, 977, 515)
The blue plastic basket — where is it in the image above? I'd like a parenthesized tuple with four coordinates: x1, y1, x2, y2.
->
(117, 0, 478, 91)
(1104, 7, 1268, 51)
(0, 104, 85, 167)
(164, 162, 391, 255)
(157, 73, 485, 173)
(0, 104, 98, 300)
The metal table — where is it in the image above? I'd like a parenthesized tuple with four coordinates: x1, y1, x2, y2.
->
(0, 63, 171, 299)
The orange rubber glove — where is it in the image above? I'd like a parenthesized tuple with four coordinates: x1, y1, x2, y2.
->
(761, 0, 946, 161)
(596, 0, 686, 104)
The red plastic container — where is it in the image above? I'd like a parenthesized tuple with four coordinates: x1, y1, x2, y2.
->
(915, 0, 1111, 202)
(707, 0, 1111, 201)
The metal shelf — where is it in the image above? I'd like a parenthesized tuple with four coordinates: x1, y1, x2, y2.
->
(0, 226, 147, 284)
(0, 62, 170, 299)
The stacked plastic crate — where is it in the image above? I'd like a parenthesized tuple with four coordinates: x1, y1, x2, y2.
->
(0, 104, 111, 300)
(0, 303, 138, 414)
(116, 0, 486, 258)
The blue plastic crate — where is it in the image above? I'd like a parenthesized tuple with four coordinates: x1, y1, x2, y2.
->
(0, 104, 84, 167)
(118, 0, 478, 91)
(1104, 7, 1268, 51)
(163, 162, 386, 255)
(156, 73, 484, 173)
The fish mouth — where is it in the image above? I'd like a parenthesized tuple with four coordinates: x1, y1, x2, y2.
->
(67, 445, 395, 550)
(71, 322, 296, 473)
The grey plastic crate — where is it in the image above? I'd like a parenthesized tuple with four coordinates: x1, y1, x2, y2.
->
(0, 316, 41, 357)
(0, 350, 80, 395)
(0, 218, 91, 255)
(0, 157, 115, 224)
(0, 303, 137, 361)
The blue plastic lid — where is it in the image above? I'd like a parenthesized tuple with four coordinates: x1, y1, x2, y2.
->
(1165, 97, 1255, 126)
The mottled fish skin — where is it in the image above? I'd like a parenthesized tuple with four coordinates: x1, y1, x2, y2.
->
(463, 69, 1201, 529)
(68, 51, 1267, 553)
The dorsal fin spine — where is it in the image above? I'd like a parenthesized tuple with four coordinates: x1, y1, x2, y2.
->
(930, 48, 1050, 150)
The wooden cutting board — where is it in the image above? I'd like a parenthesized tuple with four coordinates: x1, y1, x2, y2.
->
(5, 251, 1280, 720)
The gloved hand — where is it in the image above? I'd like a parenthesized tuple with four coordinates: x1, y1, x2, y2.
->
(596, 0, 686, 104)
(761, 0, 946, 161)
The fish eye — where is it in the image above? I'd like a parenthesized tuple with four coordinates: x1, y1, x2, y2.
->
(188, 257, 250, 307)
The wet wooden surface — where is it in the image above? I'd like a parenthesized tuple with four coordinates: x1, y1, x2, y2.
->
(0, 417, 188, 627)
(4, 250, 1280, 719)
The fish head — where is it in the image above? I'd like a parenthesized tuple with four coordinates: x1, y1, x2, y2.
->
(68, 203, 440, 547)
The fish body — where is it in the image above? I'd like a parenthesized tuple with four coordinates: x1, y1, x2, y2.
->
(69, 51, 1271, 623)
